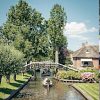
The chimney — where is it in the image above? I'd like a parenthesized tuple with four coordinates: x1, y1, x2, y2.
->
(85, 41, 88, 46)
(82, 43, 85, 47)
(82, 41, 88, 47)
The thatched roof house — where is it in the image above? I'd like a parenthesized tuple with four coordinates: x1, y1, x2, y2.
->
(72, 43, 99, 69)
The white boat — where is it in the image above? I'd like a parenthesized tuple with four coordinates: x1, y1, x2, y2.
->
(42, 78, 53, 87)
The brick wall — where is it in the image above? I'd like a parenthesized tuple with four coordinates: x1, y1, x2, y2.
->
(73, 58, 81, 69)
(73, 58, 99, 69)
(92, 59, 99, 69)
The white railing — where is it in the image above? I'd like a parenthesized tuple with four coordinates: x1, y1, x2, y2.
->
(24, 61, 79, 71)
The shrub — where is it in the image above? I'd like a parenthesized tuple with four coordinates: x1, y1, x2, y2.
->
(56, 70, 81, 80)
(97, 73, 100, 79)
(80, 67, 94, 73)
(80, 68, 99, 82)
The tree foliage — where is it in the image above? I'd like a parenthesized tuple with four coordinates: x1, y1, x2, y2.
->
(3, 0, 51, 62)
(0, 45, 24, 75)
(0, 0, 69, 84)
(47, 4, 67, 63)
(48, 4, 67, 48)
(0, 44, 24, 83)
(59, 46, 68, 65)
(2, 1, 68, 65)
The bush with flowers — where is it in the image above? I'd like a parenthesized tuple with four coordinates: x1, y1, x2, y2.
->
(81, 72, 95, 82)
(80, 68, 99, 82)
(56, 68, 99, 82)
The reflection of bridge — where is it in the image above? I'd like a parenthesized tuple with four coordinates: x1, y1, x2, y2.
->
(24, 61, 79, 71)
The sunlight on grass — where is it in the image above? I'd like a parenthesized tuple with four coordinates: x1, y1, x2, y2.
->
(0, 73, 31, 99)
(74, 83, 99, 100)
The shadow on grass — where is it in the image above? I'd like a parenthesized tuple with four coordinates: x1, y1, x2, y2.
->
(0, 88, 14, 94)
(24, 77, 29, 80)
(10, 83, 21, 88)
(16, 80, 25, 83)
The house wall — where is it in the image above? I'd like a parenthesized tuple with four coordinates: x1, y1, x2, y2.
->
(73, 58, 99, 69)
(92, 59, 99, 69)
(73, 58, 81, 69)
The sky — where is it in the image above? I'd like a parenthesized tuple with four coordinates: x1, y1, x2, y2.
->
(0, 0, 99, 51)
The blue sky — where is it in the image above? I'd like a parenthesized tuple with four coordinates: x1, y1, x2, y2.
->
(0, 0, 99, 51)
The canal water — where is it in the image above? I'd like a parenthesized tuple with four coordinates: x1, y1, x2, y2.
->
(13, 76, 86, 100)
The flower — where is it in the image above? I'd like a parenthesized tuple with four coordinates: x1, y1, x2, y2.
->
(81, 72, 94, 79)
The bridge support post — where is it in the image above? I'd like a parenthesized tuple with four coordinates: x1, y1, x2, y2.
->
(34, 65, 37, 81)
(55, 47, 59, 64)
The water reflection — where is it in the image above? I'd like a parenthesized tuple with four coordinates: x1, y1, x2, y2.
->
(13, 78, 86, 100)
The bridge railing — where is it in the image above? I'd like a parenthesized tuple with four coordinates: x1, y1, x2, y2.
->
(24, 62, 79, 72)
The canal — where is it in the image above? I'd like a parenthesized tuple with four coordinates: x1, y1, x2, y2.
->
(12, 74, 86, 100)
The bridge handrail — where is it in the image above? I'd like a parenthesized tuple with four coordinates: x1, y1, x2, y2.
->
(58, 63, 79, 71)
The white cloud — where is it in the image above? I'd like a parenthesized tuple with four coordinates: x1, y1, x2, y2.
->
(64, 22, 98, 40)
(67, 34, 88, 40)
(88, 27, 98, 32)
(65, 22, 86, 34)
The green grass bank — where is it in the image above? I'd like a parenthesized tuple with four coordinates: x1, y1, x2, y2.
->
(74, 83, 99, 100)
(0, 73, 31, 100)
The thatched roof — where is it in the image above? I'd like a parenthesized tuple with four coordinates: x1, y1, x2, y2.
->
(73, 44, 99, 58)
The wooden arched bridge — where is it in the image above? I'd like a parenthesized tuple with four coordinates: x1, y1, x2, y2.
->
(24, 61, 79, 71)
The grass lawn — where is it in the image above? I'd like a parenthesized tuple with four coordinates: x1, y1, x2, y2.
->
(74, 83, 99, 100)
(0, 73, 31, 100)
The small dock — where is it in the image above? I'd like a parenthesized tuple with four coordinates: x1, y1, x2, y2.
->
(53, 77, 83, 83)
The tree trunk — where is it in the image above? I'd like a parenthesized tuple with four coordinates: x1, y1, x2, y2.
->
(22, 72, 25, 76)
(6, 74, 10, 83)
(0, 75, 2, 84)
(55, 47, 59, 64)
(34, 69, 37, 81)
(14, 74, 16, 81)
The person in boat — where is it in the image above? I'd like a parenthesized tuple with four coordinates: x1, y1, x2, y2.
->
(43, 78, 52, 86)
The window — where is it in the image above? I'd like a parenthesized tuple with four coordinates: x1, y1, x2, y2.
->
(86, 49, 90, 53)
(84, 62, 88, 66)
(81, 61, 93, 67)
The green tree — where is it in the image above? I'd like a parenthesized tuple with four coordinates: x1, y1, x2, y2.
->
(10, 47, 24, 81)
(47, 4, 67, 63)
(3, 0, 51, 62)
(59, 46, 67, 65)
(28, 10, 51, 61)
(65, 49, 73, 66)
(0, 44, 24, 83)
(3, 0, 32, 62)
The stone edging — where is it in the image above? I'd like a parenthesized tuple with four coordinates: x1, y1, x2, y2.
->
(72, 85, 94, 100)
(5, 77, 32, 100)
